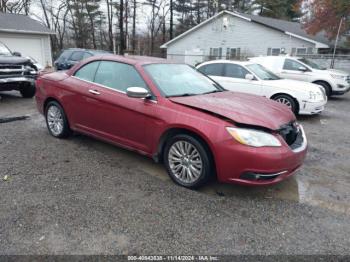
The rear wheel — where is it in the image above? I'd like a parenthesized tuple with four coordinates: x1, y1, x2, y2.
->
(272, 94, 298, 114)
(163, 134, 213, 189)
(19, 83, 36, 98)
(45, 101, 71, 138)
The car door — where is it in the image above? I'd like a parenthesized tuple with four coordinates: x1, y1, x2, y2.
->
(77, 60, 158, 153)
(279, 58, 312, 82)
(218, 64, 262, 96)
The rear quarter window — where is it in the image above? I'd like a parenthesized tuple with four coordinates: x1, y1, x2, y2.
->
(74, 61, 100, 82)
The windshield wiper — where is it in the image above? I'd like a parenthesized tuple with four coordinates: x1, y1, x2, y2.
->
(202, 90, 223, 95)
(166, 93, 197, 98)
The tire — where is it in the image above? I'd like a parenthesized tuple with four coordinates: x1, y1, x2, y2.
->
(20, 83, 36, 98)
(45, 101, 71, 138)
(314, 81, 331, 97)
(163, 134, 213, 189)
(272, 94, 298, 114)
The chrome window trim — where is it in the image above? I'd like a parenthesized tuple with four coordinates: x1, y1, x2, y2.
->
(71, 76, 158, 103)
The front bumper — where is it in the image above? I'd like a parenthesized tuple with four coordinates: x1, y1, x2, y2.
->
(214, 126, 307, 186)
(0, 76, 35, 84)
(331, 79, 350, 95)
(332, 84, 350, 95)
(0, 76, 36, 91)
(299, 99, 327, 115)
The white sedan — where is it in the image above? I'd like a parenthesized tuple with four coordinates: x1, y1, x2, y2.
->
(196, 60, 327, 115)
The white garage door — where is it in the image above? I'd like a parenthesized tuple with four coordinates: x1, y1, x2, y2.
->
(0, 36, 44, 65)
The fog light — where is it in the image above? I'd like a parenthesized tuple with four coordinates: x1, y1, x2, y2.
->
(240, 171, 288, 180)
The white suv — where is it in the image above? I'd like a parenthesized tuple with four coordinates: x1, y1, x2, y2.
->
(249, 56, 350, 97)
(196, 60, 327, 115)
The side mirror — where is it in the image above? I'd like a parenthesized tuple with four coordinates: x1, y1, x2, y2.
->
(126, 87, 151, 99)
(245, 73, 255, 80)
(298, 66, 308, 72)
(12, 51, 21, 57)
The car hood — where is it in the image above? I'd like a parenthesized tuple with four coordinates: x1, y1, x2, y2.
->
(169, 91, 295, 130)
(261, 79, 322, 92)
(0, 55, 31, 65)
(315, 68, 349, 77)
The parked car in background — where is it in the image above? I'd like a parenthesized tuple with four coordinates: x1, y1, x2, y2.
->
(249, 56, 350, 97)
(54, 48, 110, 70)
(197, 60, 327, 115)
(35, 55, 307, 188)
(0, 41, 37, 98)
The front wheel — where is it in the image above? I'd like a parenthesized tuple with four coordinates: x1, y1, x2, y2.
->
(20, 83, 36, 98)
(163, 134, 213, 189)
(314, 81, 331, 97)
(272, 94, 298, 114)
(45, 101, 71, 138)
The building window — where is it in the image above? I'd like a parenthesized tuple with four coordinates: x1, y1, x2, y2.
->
(296, 48, 307, 55)
(226, 48, 241, 60)
(267, 48, 282, 56)
(307, 47, 314, 54)
(209, 48, 222, 59)
(271, 48, 281, 56)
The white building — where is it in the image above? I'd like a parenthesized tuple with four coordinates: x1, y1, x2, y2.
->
(161, 11, 332, 66)
(0, 12, 55, 66)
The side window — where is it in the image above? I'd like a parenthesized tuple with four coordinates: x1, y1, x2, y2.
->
(224, 64, 249, 79)
(94, 61, 147, 92)
(283, 59, 304, 71)
(198, 64, 224, 76)
(57, 50, 72, 62)
(70, 51, 84, 61)
(83, 52, 93, 59)
(74, 61, 100, 82)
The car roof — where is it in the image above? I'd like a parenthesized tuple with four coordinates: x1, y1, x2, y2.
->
(91, 54, 174, 66)
(198, 60, 255, 67)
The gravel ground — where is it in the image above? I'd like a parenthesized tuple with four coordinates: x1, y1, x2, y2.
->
(0, 91, 350, 255)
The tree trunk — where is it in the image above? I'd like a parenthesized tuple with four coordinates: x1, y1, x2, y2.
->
(132, 0, 136, 53)
(119, 0, 125, 54)
(170, 0, 174, 39)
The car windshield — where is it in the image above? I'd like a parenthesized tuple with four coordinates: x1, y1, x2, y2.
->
(0, 42, 12, 56)
(297, 58, 324, 70)
(246, 64, 280, 80)
(144, 64, 223, 97)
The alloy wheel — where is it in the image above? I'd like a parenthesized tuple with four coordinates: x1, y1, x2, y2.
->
(47, 105, 64, 136)
(168, 140, 203, 184)
(275, 97, 292, 109)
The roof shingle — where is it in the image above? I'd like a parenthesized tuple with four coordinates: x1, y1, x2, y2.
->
(0, 12, 55, 35)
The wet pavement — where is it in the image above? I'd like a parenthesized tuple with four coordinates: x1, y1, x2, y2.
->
(0, 91, 350, 255)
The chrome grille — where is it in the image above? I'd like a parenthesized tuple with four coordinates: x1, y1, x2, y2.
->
(0, 65, 25, 76)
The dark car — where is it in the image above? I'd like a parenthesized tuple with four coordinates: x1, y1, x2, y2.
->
(0, 41, 37, 98)
(54, 48, 110, 70)
(35, 55, 307, 189)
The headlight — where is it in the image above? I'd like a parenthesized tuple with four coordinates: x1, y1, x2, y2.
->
(226, 127, 281, 147)
(330, 74, 346, 80)
(309, 90, 324, 101)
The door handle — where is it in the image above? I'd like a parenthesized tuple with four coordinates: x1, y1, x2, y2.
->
(89, 89, 100, 95)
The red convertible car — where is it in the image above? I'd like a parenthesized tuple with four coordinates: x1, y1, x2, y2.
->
(35, 55, 307, 188)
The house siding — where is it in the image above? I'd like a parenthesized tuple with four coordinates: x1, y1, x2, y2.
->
(166, 13, 315, 65)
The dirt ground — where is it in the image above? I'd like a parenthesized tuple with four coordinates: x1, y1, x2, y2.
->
(0, 91, 350, 255)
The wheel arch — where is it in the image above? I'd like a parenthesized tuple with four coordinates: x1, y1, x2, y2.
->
(312, 80, 332, 95)
(43, 97, 72, 128)
(270, 92, 300, 113)
(155, 126, 216, 172)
